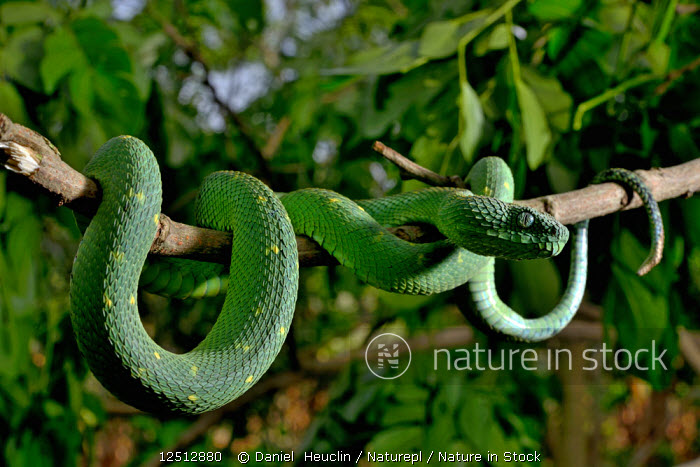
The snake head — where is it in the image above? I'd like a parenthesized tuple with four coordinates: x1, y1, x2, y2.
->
(437, 194, 569, 260)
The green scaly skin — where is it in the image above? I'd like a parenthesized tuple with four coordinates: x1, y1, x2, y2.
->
(465, 168, 664, 342)
(70, 137, 298, 414)
(70, 137, 662, 414)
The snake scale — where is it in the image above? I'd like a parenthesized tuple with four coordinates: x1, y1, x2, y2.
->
(69, 136, 663, 414)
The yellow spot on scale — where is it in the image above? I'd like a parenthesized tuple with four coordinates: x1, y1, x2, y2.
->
(139, 367, 147, 376)
(135, 192, 144, 202)
(280, 326, 286, 335)
(154, 213, 159, 225)
(110, 250, 124, 262)
(190, 365, 198, 376)
(504, 181, 510, 190)
(484, 186, 492, 196)
(257, 195, 267, 203)
(458, 252, 464, 263)
(154, 351, 161, 360)
(129, 295, 136, 305)
(245, 375, 254, 384)
(244, 345, 250, 352)
(104, 294, 112, 308)
(255, 307, 263, 316)
(188, 394, 198, 401)
(271, 245, 280, 254)
(328, 198, 340, 203)
(358, 205, 365, 212)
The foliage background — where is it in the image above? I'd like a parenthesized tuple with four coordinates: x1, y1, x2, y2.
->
(0, 0, 699, 465)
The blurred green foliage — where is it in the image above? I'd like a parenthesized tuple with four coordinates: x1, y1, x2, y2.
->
(0, 0, 699, 465)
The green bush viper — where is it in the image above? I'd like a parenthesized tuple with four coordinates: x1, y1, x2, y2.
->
(69, 136, 663, 414)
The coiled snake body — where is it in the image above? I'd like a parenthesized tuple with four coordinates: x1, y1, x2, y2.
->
(70, 137, 662, 414)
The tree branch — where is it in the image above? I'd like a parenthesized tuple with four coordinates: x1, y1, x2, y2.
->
(372, 141, 466, 188)
(374, 139, 699, 225)
(1, 114, 698, 267)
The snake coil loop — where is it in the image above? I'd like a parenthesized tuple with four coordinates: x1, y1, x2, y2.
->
(69, 139, 664, 413)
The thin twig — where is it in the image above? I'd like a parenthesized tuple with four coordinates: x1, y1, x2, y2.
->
(653, 54, 700, 96)
(1, 114, 698, 267)
(372, 141, 466, 188)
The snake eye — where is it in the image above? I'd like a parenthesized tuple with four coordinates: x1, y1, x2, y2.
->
(518, 212, 534, 228)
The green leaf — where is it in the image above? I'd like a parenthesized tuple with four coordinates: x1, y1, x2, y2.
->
(68, 67, 93, 115)
(457, 392, 510, 452)
(669, 124, 700, 162)
(458, 80, 485, 163)
(515, 80, 552, 170)
(1, 26, 44, 92)
(410, 135, 449, 173)
(380, 404, 426, 426)
(521, 67, 573, 132)
(367, 426, 423, 452)
(0, 1, 58, 25)
(418, 20, 461, 59)
(528, 0, 583, 21)
(645, 42, 671, 76)
(228, 0, 264, 32)
(339, 386, 379, 422)
(393, 385, 430, 404)
(611, 262, 668, 343)
(547, 26, 570, 60)
(608, 229, 670, 350)
(72, 17, 131, 75)
(325, 42, 426, 76)
(474, 24, 509, 56)
(92, 72, 144, 134)
(509, 258, 562, 316)
(6, 214, 41, 299)
(40, 28, 85, 94)
(424, 417, 457, 452)
(0, 81, 29, 124)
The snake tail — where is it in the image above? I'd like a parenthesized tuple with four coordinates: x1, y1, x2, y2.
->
(591, 168, 664, 275)
(467, 167, 663, 342)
